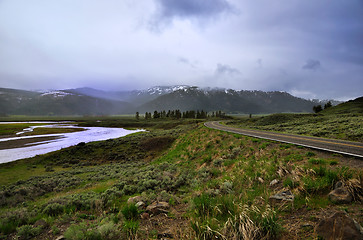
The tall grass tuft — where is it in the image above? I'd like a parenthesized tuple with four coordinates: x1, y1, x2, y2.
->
(223, 205, 281, 240)
(121, 204, 139, 221)
(193, 194, 215, 220)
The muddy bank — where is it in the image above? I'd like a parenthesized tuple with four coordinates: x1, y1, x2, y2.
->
(0, 136, 63, 150)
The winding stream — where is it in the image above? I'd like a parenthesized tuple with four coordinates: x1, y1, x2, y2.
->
(0, 122, 144, 164)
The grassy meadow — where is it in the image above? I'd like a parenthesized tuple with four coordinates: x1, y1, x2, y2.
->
(226, 113, 363, 142)
(0, 115, 362, 239)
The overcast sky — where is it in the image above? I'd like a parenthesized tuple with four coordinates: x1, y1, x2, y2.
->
(0, 0, 362, 100)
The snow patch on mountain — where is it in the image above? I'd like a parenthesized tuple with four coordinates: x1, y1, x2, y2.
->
(140, 85, 191, 95)
(41, 91, 74, 98)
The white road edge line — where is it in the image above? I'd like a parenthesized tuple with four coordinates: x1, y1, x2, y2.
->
(204, 122, 363, 159)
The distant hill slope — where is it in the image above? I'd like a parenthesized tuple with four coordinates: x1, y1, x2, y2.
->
(0, 88, 39, 116)
(138, 87, 316, 114)
(0, 88, 133, 116)
(322, 96, 363, 114)
(66, 85, 191, 106)
(0, 86, 345, 116)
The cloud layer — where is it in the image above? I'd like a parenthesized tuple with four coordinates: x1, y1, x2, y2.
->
(302, 59, 321, 71)
(0, 0, 362, 100)
(155, 0, 232, 19)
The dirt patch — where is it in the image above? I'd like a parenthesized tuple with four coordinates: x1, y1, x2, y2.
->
(280, 204, 363, 240)
(140, 136, 176, 152)
(138, 203, 193, 239)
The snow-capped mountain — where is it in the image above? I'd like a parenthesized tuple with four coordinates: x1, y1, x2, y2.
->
(0, 85, 348, 116)
(65, 85, 194, 105)
(40, 90, 75, 98)
(138, 85, 192, 95)
(137, 87, 319, 114)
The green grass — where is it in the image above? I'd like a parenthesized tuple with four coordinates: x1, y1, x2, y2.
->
(322, 97, 363, 115)
(0, 117, 361, 239)
(227, 112, 363, 142)
(121, 204, 139, 221)
(0, 161, 67, 186)
(308, 158, 327, 165)
(0, 123, 46, 136)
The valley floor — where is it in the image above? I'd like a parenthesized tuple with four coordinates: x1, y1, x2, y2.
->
(0, 117, 362, 239)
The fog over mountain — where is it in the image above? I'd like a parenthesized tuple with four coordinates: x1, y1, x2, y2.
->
(0, 1, 362, 101)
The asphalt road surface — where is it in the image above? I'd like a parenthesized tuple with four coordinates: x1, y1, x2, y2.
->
(205, 121, 363, 158)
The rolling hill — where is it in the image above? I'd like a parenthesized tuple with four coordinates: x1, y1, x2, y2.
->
(322, 96, 363, 114)
(0, 88, 133, 116)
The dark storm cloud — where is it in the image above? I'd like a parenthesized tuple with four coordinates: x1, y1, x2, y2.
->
(245, 1, 363, 66)
(154, 0, 232, 19)
(302, 59, 321, 71)
(149, 0, 234, 30)
(215, 63, 240, 75)
(0, 1, 362, 100)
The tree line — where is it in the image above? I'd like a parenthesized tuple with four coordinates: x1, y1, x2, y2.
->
(313, 101, 332, 113)
(136, 110, 226, 120)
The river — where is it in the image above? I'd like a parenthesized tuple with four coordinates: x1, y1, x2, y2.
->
(0, 122, 144, 164)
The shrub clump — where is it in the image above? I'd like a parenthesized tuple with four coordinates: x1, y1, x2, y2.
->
(17, 225, 42, 240)
(121, 204, 139, 221)
(42, 203, 64, 216)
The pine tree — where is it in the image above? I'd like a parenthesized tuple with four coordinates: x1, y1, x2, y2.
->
(201, 110, 207, 118)
(324, 101, 332, 109)
(313, 105, 323, 113)
(196, 110, 201, 119)
(176, 109, 181, 119)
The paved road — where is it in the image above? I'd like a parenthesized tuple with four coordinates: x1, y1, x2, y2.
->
(205, 121, 363, 158)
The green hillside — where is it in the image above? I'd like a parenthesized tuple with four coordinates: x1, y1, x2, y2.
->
(322, 96, 363, 114)
(227, 96, 363, 142)
(0, 88, 133, 116)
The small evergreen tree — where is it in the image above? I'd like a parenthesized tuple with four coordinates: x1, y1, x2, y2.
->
(324, 101, 332, 109)
(196, 110, 201, 119)
(200, 110, 207, 118)
(313, 105, 323, 113)
(161, 110, 166, 118)
(176, 109, 182, 119)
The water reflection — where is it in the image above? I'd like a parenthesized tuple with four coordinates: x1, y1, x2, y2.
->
(0, 123, 143, 164)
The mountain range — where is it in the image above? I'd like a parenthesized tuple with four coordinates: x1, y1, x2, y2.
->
(0, 86, 342, 116)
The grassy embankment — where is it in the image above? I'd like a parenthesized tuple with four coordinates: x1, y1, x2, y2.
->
(226, 97, 363, 142)
(226, 113, 362, 142)
(0, 116, 362, 239)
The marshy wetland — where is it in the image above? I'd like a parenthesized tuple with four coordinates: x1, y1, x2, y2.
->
(0, 115, 362, 239)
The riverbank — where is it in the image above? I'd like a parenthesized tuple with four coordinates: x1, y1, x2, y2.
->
(0, 122, 143, 163)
